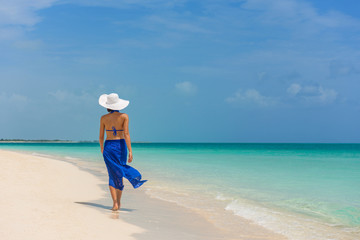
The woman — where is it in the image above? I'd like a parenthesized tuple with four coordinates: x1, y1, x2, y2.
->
(99, 93, 147, 211)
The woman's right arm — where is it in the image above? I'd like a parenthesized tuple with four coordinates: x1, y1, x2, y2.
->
(99, 116, 105, 153)
(123, 114, 133, 163)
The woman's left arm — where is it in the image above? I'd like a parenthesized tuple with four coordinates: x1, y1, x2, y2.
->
(99, 116, 105, 153)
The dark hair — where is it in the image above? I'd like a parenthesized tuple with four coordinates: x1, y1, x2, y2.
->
(107, 108, 113, 112)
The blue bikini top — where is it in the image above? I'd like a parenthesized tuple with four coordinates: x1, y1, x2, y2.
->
(106, 110, 124, 136)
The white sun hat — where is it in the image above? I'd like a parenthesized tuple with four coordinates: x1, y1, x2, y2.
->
(98, 93, 129, 110)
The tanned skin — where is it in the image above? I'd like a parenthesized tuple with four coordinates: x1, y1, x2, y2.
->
(99, 110, 133, 211)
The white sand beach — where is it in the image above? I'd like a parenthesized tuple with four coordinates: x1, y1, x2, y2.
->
(0, 149, 286, 240)
(0, 150, 144, 240)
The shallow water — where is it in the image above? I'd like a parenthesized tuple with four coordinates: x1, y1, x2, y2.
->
(1, 142, 359, 239)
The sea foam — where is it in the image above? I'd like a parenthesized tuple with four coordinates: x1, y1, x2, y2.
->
(225, 199, 358, 240)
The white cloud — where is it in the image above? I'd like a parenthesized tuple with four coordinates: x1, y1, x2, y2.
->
(227, 84, 338, 107)
(49, 90, 70, 101)
(313, 86, 338, 104)
(48, 88, 135, 107)
(329, 60, 360, 78)
(48, 90, 93, 103)
(226, 88, 278, 107)
(287, 83, 302, 96)
(287, 83, 338, 104)
(257, 72, 267, 81)
(243, 0, 359, 30)
(0, 92, 29, 109)
(0, 0, 58, 40)
(0, 0, 57, 26)
(175, 81, 197, 95)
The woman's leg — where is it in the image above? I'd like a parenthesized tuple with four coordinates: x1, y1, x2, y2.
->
(116, 189, 123, 209)
(109, 185, 119, 211)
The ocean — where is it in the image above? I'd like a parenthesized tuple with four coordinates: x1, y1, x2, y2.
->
(1, 142, 359, 240)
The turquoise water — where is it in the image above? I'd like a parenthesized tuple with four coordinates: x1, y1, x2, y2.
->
(1, 142, 360, 239)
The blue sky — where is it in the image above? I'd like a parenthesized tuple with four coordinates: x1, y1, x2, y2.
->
(0, 0, 359, 142)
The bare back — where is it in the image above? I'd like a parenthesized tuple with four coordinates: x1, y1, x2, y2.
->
(101, 112, 127, 140)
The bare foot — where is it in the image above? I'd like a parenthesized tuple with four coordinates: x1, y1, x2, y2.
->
(111, 203, 119, 211)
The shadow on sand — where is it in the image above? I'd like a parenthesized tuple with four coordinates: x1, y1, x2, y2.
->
(75, 202, 135, 212)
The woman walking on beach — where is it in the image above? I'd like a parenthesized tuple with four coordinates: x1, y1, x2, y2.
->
(99, 93, 147, 211)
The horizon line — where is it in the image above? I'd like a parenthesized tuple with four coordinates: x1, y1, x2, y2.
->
(1, 139, 359, 144)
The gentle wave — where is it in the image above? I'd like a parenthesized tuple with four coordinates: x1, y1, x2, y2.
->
(225, 199, 360, 240)
(215, 193, 233, 201)
(65, 156, 80, 160)
(145, 184, 360, 240)
(31, 152, 54, 158)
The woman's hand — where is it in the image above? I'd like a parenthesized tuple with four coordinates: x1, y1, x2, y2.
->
(128, 151, 133, 163)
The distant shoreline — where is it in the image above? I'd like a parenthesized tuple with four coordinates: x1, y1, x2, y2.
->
(0, 140, 359, 144)
(0, 140, 150, 143)
(0, 140, 75, 143)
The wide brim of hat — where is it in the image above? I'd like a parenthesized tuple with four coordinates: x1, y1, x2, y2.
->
(98, 94, 130, 110)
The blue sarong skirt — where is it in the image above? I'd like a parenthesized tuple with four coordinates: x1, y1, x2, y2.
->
(103, 139, 147, 190)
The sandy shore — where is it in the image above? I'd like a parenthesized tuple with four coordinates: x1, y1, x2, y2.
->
(0, 149, 286, 240)
(0, 150, 144, 240)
